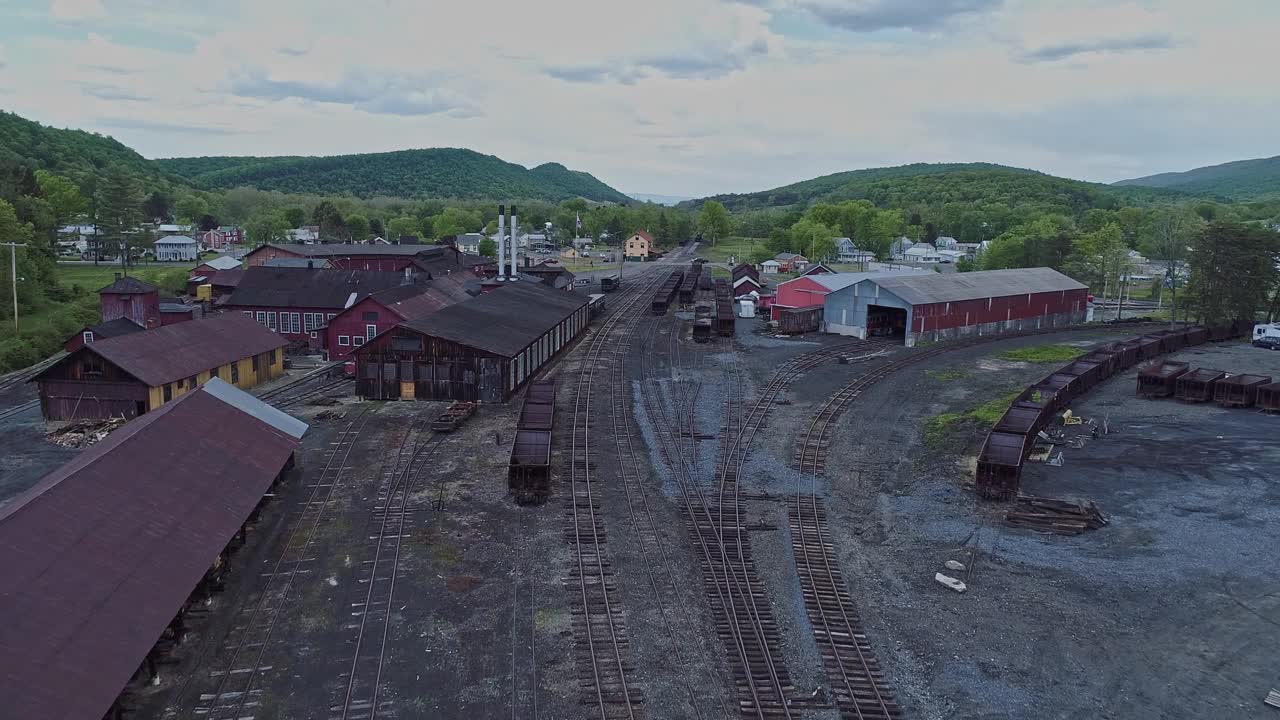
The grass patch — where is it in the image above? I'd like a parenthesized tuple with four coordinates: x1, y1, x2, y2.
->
(923, 389, 1022, 450)
(54, 263, 190, 294)
(925, 368, 970, 382)
(998, 344, 1086, 363)
(696, 236, 765, 264)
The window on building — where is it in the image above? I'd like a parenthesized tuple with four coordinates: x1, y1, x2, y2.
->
(82, 357, 104, 377)
(269, 349, 278, 364)
(163, 384, 172, 401)
(363, 311, 379, 321)
(187, 376, 197, 390)
(366, 324, 377, 341)
(256, 311, 266, 323)
(327, 313, 336, 321)
(243, 311, 253, 318)
(392, 336, 423, 351)
(339, 335, 350, 346)
(82, 331, 94, 345)
(310, 332, 317, 339)
(353, 336, 364, 346)
(252, 354, 260, 372)
(292, 312, 302, 334)
(304, 313, 316, 332)
(266, 312, 277, 330)
(231, 362, 240, 383)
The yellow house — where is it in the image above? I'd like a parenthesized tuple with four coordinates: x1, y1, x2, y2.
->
(624, 229, 654, 260)
(35, 313, 288, 421)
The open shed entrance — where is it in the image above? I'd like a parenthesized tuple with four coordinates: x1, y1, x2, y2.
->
(867, 304, 907, 344)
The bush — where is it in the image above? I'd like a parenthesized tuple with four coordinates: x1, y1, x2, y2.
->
(0, 338, 40, 373)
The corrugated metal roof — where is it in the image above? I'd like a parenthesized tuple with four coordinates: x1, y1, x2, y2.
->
(377, 271, 477, 321)
(203, 256, 242, 270)
(0, 385, 305, 720)
(154, 236, 197, 245)
(201, 377, 308, 439)
(98, 276, 158, 294)
(868, 268, 1086, 305)
(39, 313, 286, 388)
(262, 257, 334, 269)
(227, 267, 419, 309)
(792, 268, 928, 293)
(395, 282, 588, 357)
(251, 243, 449, 258)
(85, 317, 145, 339)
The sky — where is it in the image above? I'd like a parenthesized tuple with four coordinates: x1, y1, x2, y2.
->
(0, 0, 1276, 198)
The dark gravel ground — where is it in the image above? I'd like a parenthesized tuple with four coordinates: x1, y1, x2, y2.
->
(0, 382, 76, 507)
(815, 335, 1280, 720)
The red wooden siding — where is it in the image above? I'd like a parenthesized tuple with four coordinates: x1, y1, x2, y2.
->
(911, 289, 1088, 333)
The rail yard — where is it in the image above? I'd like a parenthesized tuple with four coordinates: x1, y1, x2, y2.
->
(1, 245, 1278, 720)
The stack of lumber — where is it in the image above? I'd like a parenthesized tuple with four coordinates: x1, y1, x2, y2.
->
(1005, 495, 1107, 535)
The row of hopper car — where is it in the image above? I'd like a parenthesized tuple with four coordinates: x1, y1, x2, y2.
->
(976, 321, 1256, 500)
(508, 380, 556, 504)
(650, 261, 736, 341)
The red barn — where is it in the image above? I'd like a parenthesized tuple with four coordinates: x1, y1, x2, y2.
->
(325, 272, 476, 361)
(99, 275, 161, 329)
(821, 267, 1088, 346)
(242, 243, 495, 276)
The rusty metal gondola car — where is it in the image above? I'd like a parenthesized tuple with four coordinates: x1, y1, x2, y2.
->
(431, 401, 477, 432)
(1111, 341, 1142, 370)
(1059, 360, 1103, 393)
(525, 380, 556, 406)
(1213, 374, 1272, 408)
(976, 431, 1031, 500)
(1175, 368, 1228, 402)
(509, 430, 552, 504)
(1040, 372, 1083, 406)
(693, 318, 713, 343)
(1080, 349, 1118, 380)
(1185, 325, 1210, 346)
(994, 405, 1048, 437)
(1257, 382, 1280, 413)
(1133, 336, 1164, 361)
(778, 306, 823, 334)
(1136, 361, 1190, 398)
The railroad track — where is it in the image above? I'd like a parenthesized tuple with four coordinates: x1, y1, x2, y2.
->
(0, 398, 39, 423)
(0, 353, 63, 395)
(196, 405, 376, 720)
(333, 424, 447, 720)
(562, 267, 670, 720)
(256, 363, 350, 408)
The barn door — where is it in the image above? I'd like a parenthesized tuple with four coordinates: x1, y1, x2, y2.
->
(478, 358, 502, 403)
(399, 361, 415, 400)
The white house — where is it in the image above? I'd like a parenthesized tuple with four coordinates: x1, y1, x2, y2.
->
(904, 244, 941, 263)
(761, 259, 782, 274)
(456, 232, 485, 254)
(937, 249, 967, 264)
(890, 236, 914, 258)
(935, 236, 958, 250)
(153, 235, 200, 262)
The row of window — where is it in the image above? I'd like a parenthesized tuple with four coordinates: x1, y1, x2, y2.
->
(337, 324, 380, 347)
(244, 310, 336, 334)
(509, 306, 586, 389)
(157, 349, 279, 402)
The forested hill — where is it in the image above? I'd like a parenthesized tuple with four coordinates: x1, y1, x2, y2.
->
(682, 162, 1200, 214)
(0, 110, 181, 191)
(1114, 155, 1280, 201)
(156, 149, 631, 202)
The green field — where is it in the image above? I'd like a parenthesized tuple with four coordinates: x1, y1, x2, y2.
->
(52, 263, 191, 294)
(998, 344, 1086, 363)
(696, 236, 766, 264)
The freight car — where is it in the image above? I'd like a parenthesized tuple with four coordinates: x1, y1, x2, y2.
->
(1214, 374, 1272, 408)
(1175, 368, 1227, 402)
(778, 307, 822, 334)
(510, 380, 556, 504)
(1136, 361, 1189, 398)
(678, 262, 702, 304)
(650, 270, 684, 315)
(713, 278, 735, 336)
(601, 274, 620, 292)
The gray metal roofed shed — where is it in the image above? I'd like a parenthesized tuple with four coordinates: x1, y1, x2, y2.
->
(355, 282, 591, 402)
(0, 379, 306, 720)
(869, 267, 1086, 305)
(227, 267, 420, 310)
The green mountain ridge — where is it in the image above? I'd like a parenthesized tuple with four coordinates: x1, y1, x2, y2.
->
(681, 162, 1205, 214)
(1113, 155, 1280, 200)
(0, 110, 184, 191)
(155, 149, 630, 203)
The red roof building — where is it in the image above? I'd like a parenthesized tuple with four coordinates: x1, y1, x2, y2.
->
(99, 274, 161, 329)
(325, 272, 476, 361)
(0, 379, 306, 720)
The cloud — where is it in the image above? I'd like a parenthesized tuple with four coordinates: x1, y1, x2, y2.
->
(1019, 33, 1177, 63)
(77, 82, 150, 101)
(227, 67, 479, 117)
(50, 0, 106, 22)
(546, 37, 770, 83)
(96, 117, 243, 136)
(795, 0, 1003, 32)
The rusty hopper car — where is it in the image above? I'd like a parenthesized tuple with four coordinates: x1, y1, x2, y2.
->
(678, 262, 702, 304)
(1257, 382, 1280, 413)
(693, 318, 713, 343)
(778, 306, 822, 334)
(1133, 336, 1163, 361)
(650, 270, 684, 315)
(1059, 360, 1103, 393)
(1175, 368, 1228, 402)
(509, 430, 552, 504)
(1185, 326, 1210, 345)
(525, 379, 556, 405)
(1040, 372, 1082, 406)
(976, 431, 1031, 500)
(1080, 349, 1119, 380)
(1111, 341, 1142, 370)
(1213, 374, 1273, 408)
(994, 405, 1048, 437)
(1136, 361, 1190, 398)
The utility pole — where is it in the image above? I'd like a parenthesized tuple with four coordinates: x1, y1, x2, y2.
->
(3, 241, 30, 336)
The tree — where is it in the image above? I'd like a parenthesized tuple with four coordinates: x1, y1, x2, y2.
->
(431, 207, 481, 238)
(748, 244, 774, 265)
(697, 200, 731, 246)
(478, 237, 498, 258)
(1063, 223, 1130, 319)
(1142, 208, 1201, 325)
(788, 218, 837, 261)
(284, 207, 308, 228)
(387, 215, 420, 240)
(923, 222, 938, 243)
(1186, 222, 1280, 325)
(142, 190, 172, 221)
(245, 210, 290, 247)
(96, 166, 143, 267)
(0, 199, 40, 326)
(312, 200, 345, 240)
(345, 214, 370, 243)
(655, 213, 672, 247)
(198, 214, 219, 232)
(175, 194, 209, 224)
(35, 171, 87, 230)
(369, 217, 385, 238)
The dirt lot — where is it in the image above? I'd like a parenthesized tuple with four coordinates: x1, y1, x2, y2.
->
(818, 336, 1280, 720)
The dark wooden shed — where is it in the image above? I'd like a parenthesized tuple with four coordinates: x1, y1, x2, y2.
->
(354, 282, 589, 402)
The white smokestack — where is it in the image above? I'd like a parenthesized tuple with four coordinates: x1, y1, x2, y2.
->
(510, 206, 519, 280)
(497, 204, 506, 280)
